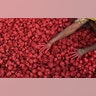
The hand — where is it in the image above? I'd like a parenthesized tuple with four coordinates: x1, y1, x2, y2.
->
(69, 49, 85, 60)
(38, 42, 53, 54)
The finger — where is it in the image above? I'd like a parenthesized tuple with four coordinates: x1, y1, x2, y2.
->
(36, 44, 45, 48)
(76, 56, 80, 60)
(38, 43, 46, 46)
(39, 48, 45, 53)
(40, 47, 47, 53)
(69, 53, 77, 57)
(69, 52, 77, 55)
(39, 47, 45, 53)
(69, 53, 78, 59)
(39, 51, 44, 55)
(70, 56, 78, 60)
(45, 47, 50, 53)
(71, 55, 79, 60)
(40, 48, 46, 53)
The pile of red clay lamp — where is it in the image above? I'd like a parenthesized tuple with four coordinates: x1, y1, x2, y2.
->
(0, 18, 96, 78)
